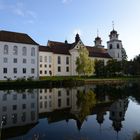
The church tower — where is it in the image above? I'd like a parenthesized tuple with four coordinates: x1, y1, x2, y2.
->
(107, 25, 123, 61)
(94, 30, 104, 48)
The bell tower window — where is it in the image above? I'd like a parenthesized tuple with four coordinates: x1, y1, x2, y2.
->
(109, 44, 112, 49)
(117, 44, 120, 49)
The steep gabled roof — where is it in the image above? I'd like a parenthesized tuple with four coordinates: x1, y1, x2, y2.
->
(0, 30, 38, 45)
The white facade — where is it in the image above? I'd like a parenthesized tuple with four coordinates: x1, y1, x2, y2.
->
(0, 29, 125, 80)
(39, 51, 53, 76)
(53, 54, 71, 76)
(0, 41, 39, 80)
(39, 38, 112, 76)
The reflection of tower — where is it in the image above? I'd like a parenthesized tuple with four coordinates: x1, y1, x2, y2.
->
(96, 111, 106, 125)
(109, 98, 129, 133)
(96, 110, 106, 134)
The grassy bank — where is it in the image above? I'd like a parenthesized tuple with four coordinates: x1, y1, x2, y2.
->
(0, 76, 84, 90)
(0, 76, 139, 89)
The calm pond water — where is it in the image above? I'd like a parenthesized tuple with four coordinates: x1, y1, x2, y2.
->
(0, 83, 140, 140)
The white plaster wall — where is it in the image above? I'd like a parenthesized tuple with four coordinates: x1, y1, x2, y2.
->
(107, 41, 123, 61)
(53, 54, 71, 76)
(39, 51, 53, 76)
(0, 41, 39, 80)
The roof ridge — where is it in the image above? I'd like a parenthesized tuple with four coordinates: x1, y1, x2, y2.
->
(0, 30, 27, 35)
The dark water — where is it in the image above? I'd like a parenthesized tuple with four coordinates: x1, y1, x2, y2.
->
(0, 83, 140, 140)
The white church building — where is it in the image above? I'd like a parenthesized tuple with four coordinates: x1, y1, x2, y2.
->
(0, 28, 124, 80)
(39, 29, 123, 76)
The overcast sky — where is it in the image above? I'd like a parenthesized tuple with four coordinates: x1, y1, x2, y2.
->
(0, 0, 140, 60)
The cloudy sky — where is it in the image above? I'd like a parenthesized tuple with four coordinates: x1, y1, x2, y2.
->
(0, 0, 140, 60)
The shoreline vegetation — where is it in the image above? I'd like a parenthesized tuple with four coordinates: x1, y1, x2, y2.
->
(0, 76, 140, 89)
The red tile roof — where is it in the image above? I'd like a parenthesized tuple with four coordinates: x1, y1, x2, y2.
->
(47, 41, 72, 55)
(0, 30, 38, 45)
(39, 45, 52, 52)
(39, 40, 111, 58)
(86, 46, 112, 58)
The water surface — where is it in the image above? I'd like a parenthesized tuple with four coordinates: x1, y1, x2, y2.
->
(0, 83, 140, 140)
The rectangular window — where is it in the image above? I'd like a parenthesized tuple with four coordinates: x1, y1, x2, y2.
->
(44, 56, 47, 62)
(67, 98, 70, 106)
(58, 66, 61, 72)
(67, 90, 70, 96)
(44, 70, 47, 74)
(66, 66, 69, 72)
(44, 64, 47, 68)
(40, 56, 42, 62)
(13, 68, 17, 74)
(40, 70, 42, 74)
(3, 57, 8, 63)
(13, 105, 17, 110)
(31, 111, 35, 121)
(3, 68, 7, 74)
(3, 94, 7, 101)
(58, 56, 61, 64)
(13, 58, 17, 63)
(23, 68, 26, 74)
(58, 90, 61, 96)
(31, 103, 35, 108)
(66, 57, 69, 64)
(22, 104, 26, 109)
(13, 46, 18, 55)
(22, 47, 27, 56)
(58, 99, 61, 107)
(31, 68, 35, 74)
(23, 59, 27, 63)
(22, 94, 26, 99)
(40, 64, 42, 67)
(13, 94, 17, 100)
(31, 59, 35, 64)
(49, 56, 51, 63)
(4, 45, 8, 54)
(2, 106, 7, 112)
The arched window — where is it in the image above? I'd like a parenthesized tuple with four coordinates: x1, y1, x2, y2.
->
(31, 47, 35, 56)
(117, 44, 120, 49)
(22, 47, 27, 56)
(4, 45, 8, 54)
(13, 46, 18, 55)
(109, 44, 112, 49)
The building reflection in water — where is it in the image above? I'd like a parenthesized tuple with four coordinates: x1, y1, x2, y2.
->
(0, 85, 129, 139)
(0, 89, 38, 139)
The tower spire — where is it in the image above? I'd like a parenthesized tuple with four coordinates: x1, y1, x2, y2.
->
(112, 21, 115, 30)
(97, 29, 99, 37)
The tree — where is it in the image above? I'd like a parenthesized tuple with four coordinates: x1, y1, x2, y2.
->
(76, 47, 95, 76)
(121, 47, 128, 60)
(94, 60, 106, 77)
